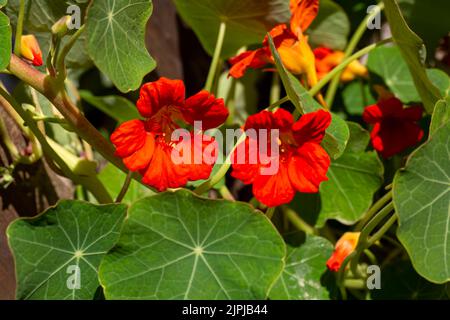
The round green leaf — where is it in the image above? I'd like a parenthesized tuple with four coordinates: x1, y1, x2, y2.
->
(393, 123, 450, 283)
(307, 0, 350, 50)
(99, 189, 286, 299)
(172, 0, 290, 58)
(367, 46, 449, 105)
(7, 201, 127, 300)
(429, 98, 450, 137)
(269, 235, 333, 300)
(0, 11, 11, 70)
(86, 0, 156, 92)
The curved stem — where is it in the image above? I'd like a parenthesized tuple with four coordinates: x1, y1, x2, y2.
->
(194, 132, 246, 194)
(56, 25, 85, 80)
(367, 213, 397, 246)
(325, 3, 384, 106)
(205, 22, 227, 92)
(0, 86, 112, 203)
(13, 0, 26, 56)
(309, 38, 392, 97)
(266, 207, 276, 219)
(356, 191, 393, 231)
(282, 206, 317, 235)
(115, 170, 132, 203)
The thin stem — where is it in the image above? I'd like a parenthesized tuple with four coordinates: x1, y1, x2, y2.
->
(270, 73, 281, 104)
(282, 206, 317, 235)
(367, 213, 398, 246)
(14, 0, 26, 55)
(325, 3, 384, 106)
(0, 86, 113, 203)
(219, 185, 235, 201)
(267, 96, 289, 111)
(266, 207, 276, 220)
(194, 132, 246, 194)
(356, 191, 393, 231)
(56, 25, 85, 80)
(205, 22, 227, 92)
(350, 202, 395, 277)
(309, 38, 393, 97)
(115, 171, 133, 203)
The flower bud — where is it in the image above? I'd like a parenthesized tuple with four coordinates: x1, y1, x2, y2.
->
(51, 16, 71, 37)
(20, 35, 43, 66)
(326, 232, 360, 272)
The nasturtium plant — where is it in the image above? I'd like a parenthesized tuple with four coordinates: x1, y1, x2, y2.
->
(7, 201, 127, 299)
(1, 0, 449, 303)
(99, 190, 285, 299)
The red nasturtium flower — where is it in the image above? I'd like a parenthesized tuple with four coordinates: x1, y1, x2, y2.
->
(21, 35, 43, 66)
(111, 78, 229, 191)
(313, 47, 368, 82)
(327, 232, 360, 272)
(231, 108, 331, 207)
(363, 97, 424, 159)
(228, 0, 320, 89)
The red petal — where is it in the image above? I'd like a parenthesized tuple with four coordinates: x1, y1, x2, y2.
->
(253, 162, 296, 207)
(244, 109, 293, 131)
(123, 133, 155, 171)
(292, 109, 331, 145)
(173, 133, 217, 181)
(371, 120, 424, 158)
(141, 143, 189, 191)
(183, 90, 229, 130)
(402, 106, 423, 121)
(231, 138, 261, 185)
(136, 78, 185, 118)
(290, 0, 319, 35)
(363, 97, 404, 124)
(110, 120, 147, 158)
(288, 142, 330, 193)
(228, 48, 270, 78)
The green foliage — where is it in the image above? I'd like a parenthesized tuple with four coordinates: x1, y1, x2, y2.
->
(99, 190, 286, 299)
(308, 0, 350, 50)
(7, 201, 127, 299)
(269, 235, 333, 300)
(393, 123, 450, 283)
(0, 0, 11, 70)
(85, 0, 156, 92)
(342, 81, 376, 116)
(172, 0, 290, 58)
(383, 0, 442, 113)
(267, 35, 350, 160)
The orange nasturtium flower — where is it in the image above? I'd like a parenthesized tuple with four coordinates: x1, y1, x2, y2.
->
(231, 108, 331, 207)
(313, 47, 368, 82)
(110, 78, 229, 191)
(228, 0, 320, 89)
(20, 35, 43, 66)
(327, 232, 361, 272)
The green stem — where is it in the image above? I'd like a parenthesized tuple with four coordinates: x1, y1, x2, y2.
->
(267, 96, 289, 111)
(266, 207, 276, 220)
(0, 86, 113, 204)
(205, 22, 227, 92)
(282, 206, 317, 235)
(325, 3, 384, 106)
(194, 132, 246, 194)
(270, 73, 281, 104)
(356, 191, 393, 231)
(56, 25, 85, 80)
(115, 170, 132, 203)
(14, 0, 26, 56)
(309, 38, 392, 97)
(219, 185, 235, 201)
(350, 202, 395, 277)
(367, 213, 398, 246)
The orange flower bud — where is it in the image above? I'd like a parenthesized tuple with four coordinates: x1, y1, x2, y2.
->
(326, 232, 360, 272)
(20, 35, 43, 66)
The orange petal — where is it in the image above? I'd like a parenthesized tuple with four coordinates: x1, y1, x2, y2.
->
(326, 232, 360, 272)
(21, 35, 43, 66)
(290, 0, 319, 35)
